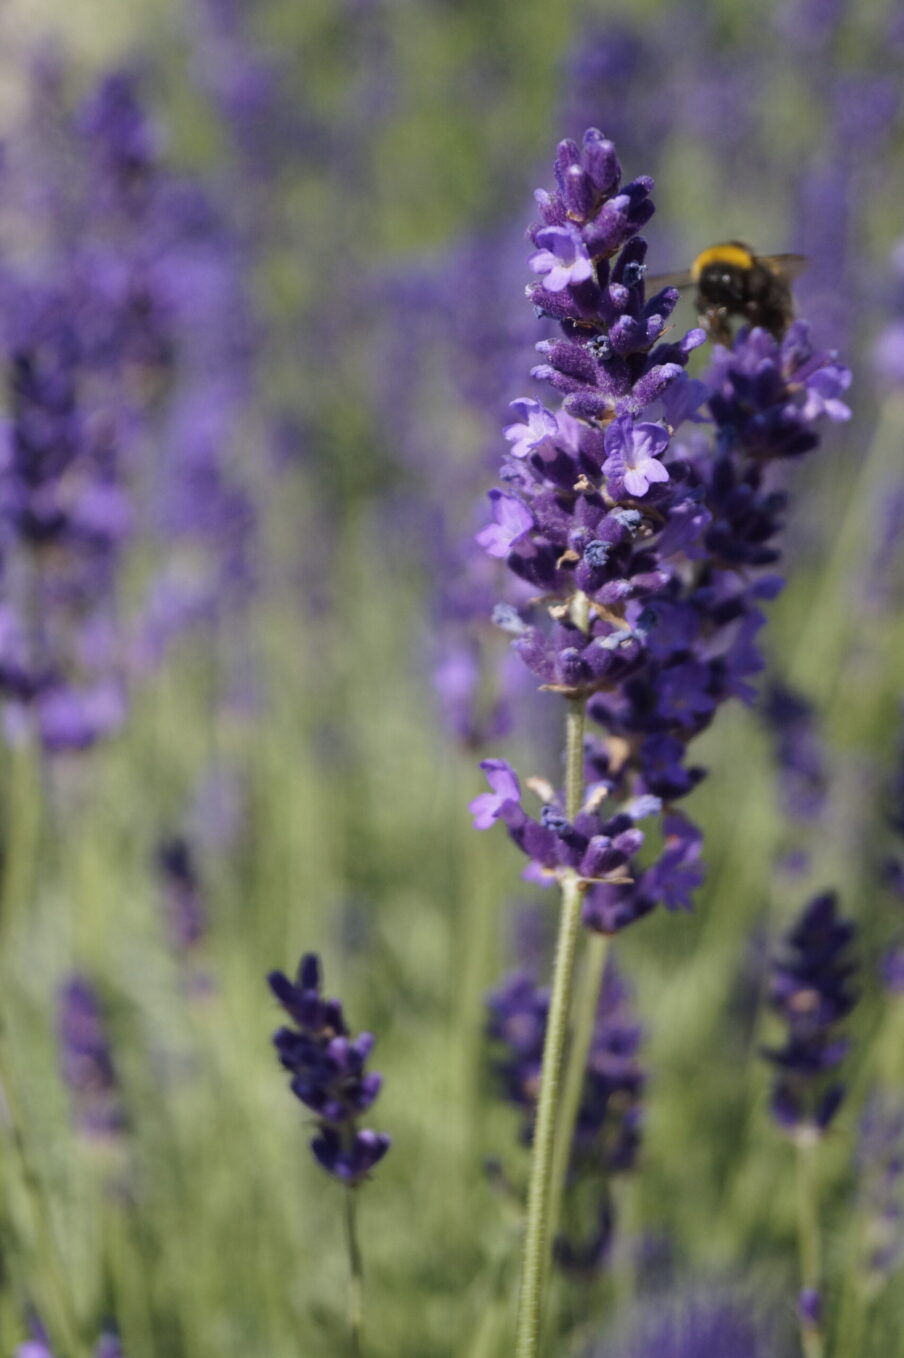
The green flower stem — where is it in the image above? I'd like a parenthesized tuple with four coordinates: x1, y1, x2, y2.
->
(0, 1035, 84, 1357)
(515, 697, 586, 1358)
(344, 1186, 364, 1358)
(548, 931, 611, 1247)
(795, 1136, 825, 1358)
(0, 741, 43, 940)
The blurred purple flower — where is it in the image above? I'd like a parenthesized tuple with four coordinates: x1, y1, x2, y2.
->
(155, 835, 207, 953)
(760, 681, 829, 822)
(487, 956, 645, 1272)
(585, 1293, 765, 1357)
(762, 892, 857, 1136)
(856, 1093, 904, 1282)
(56, 976, 127, 1141)
(476, 490, 534, 559)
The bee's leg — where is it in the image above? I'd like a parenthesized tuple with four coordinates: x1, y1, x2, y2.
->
(700, 306, 732, 345)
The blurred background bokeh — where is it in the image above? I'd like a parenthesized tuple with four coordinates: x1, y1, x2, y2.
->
(0, 0, 902, 1354)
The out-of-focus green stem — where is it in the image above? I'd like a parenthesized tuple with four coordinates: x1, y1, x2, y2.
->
(795, 1136, 825, 1358)
(548, 931, 611, 1247)
(344, 1186, 364, 1357)
(0, 741, 43, 938)
(515, 697, 586, 1358)
(0, 1034, 84, 1356)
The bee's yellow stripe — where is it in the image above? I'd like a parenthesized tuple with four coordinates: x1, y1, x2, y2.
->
(690, 243, 755, 281)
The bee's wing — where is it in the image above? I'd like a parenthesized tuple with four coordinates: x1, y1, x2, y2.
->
(761, 253, 810, 282)
(644, 268, 695, 294)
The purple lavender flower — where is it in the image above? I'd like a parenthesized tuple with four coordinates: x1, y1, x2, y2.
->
(16, 1332, 54, 1358)
(760, 681, 829, 821)
(503, 399, 560, 461)
(777, 0, 846, 49)
(530, 225, 594, 292)
(601, 416, 670, 497)
(56, 976, 127, 1140)
(94, 1334, 125, 1358)
(0, 277, 130, 750)
(486, 972, 549, 1130)
(877, 712, 904, 992)
(154, 835, 207, 953)
(761, 893, 857, 1136)
(77, 69, 160, 212)
(856, 1094, 904, 1283)
(476, 490, 535, 559)
(584, 1293, 765, 1357)
(0, 56, 262, 749)
(470, 759, 523, 830)
(268, 954, 390, 1185)
(473, 127, 849, 939)
(798, 1287, 822, 1329)
(707, 322, 850, 460)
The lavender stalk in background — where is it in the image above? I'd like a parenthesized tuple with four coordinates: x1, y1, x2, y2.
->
(759, 681, 829, 839)
(761, 892, 856, 1358)
(154, 835, 207, 954)
(486, 956, 644, 1273)
(876, 712, 904, 997)
(0, 278, 130, 752)
(763, 892, 856, 1135)
(583, 1293, 766, 1358)
(56, 975, 127, 1141)
(856, 1094, 904, 1291)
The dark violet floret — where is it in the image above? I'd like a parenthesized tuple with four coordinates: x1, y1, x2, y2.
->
(268, 953, 390, 1185)
(761, 892, 857, 1136)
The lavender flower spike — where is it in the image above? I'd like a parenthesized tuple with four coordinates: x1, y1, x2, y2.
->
(94, 1334, 126, 1358)
(592, 1293, 766, 1358)
(56, 975, 127, 1140)
(268, 953, 390, 1184)
(762, 892, 857, 1137)
(474, 122, 850, 1358)
(762, 893, 856, 1358)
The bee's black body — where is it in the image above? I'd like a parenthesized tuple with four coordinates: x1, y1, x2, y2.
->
(693, 245, 795, 341)
(646, 242, 806, 344)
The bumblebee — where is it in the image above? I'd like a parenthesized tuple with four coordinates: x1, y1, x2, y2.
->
(648, 242, 808, 343)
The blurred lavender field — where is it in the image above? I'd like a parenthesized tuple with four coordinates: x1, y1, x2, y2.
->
(0, 1, 902, 1355)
